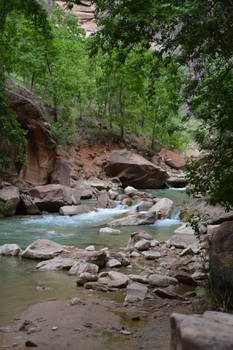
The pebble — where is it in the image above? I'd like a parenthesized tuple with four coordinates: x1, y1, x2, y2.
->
(51, 326, 58, 331)
(120, 330, 132, 335)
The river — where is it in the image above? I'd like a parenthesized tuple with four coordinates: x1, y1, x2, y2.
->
(0, 188, 188, 326)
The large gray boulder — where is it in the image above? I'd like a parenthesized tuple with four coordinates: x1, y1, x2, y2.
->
(170, 311, 233, 350)
(105, 150, 168, 189)
(21, 239, 64, 260)
(0, 185, 20, 216)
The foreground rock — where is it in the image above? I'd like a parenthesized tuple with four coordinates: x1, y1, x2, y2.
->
(209, 221, 233, 292)
(0, 185, 20, 216)
(170, 311, 233, 350)
(105, 149, 168, 189)
(28, 184, 80, 212)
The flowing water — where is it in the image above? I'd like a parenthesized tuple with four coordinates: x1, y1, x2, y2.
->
(0, 188, 188, 325)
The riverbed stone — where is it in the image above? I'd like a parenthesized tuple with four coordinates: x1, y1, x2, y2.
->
(174, 272, 197, 286)
(21, 239, 65, 260)
(59, 205, 96, 216)
(76, 272, 98, 286)
(127, 231, 153, 251)
(149, 274, 178, 287)
(136, 201, 154, 212)
(98, 271, 129, 288)
(142, 250, 162, 260)
(149, 198, 174, 219)
(106, 258, 122, 268)
(109, 210, 156, 226)
(129, 275, 149, 284)
(125, 282, 148, 303)
(36, 256, 75, 271)
(166, 235, 187, 249)
(99, 227, 121, 235)
(110, 252, 130, 266)
(69, 260, 99, 276)
(174, 223, 195, 235)
(135, 239, 151, 251)
(96, 191, 116, 209)
(0, 244, 22, 256)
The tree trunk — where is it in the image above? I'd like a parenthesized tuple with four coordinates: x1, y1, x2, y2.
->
(119, 81, 124, 139)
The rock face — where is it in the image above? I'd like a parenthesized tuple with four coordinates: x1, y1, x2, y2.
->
(209, 221, 233, 292)
(105, 150, 168, 189)
(20, 120, 57, 186)
(21, 239, 65, 260)
(170, 311, 233, 350)
(0, 186, 20, 216)
(159, 148, 185, 170)
(28, 184, 77, 212)
(50, 158, 70, 186)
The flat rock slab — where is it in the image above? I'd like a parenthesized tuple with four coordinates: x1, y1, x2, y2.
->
(21, 239, 65, 260)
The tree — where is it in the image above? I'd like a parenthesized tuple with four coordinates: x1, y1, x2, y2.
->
(90, 0, 233, 208)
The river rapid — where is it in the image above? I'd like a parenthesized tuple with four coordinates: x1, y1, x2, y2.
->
(0, 188, 187, 326)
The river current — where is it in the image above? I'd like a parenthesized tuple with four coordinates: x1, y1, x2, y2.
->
(0, 188, 187, 325)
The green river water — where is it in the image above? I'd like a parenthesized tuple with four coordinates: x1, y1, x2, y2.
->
(0, 188, 188, 326)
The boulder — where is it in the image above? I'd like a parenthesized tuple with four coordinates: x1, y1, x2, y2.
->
(28, 184, 77, 212)
(149, 274, 178, 287)
(210, 221, 233, 292)
(166, 235, 187, 249)
(105, 150, 168, 189)
(159, 149, 185, 170)
(153, 288, 185, 300)
(59, 205, 96, 216)
(109, 210, 156, 226)
(96, 191, 116, 209)
(135, 239, 151, 251)
(106, 258, 122, 268)
(149, 197, 174, 219)
(136, 201, 154, 212)
(98, 271, 129, 288)
(125, 282, 148, 303)
(110, 252, 130, 266)
(0, 244, 22, 256)
(50, 158, 70, 186)
(69, 260, 99, 276)
(77, 272, 98, 286)
(67, 249, 107, 268)
(174, 224, 195, 235)
(36, 256, 75, 271)
(99, 227, 121, 235)
(0, 186, 20, 216)
(190, 198, 233, 224)
(127, 231, 153, 250)
(174, 272, 197, 286)
(20, 193, 41, 215)
(21, 239, 64, 260)
(170, 311, 233, 350)
(129, 275, 149, 284)
(121, 198, 133, 206)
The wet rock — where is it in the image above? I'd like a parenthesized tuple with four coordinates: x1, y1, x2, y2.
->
(130, 251, 141, 258)
(35, 256, 75, 271)
(96, 191, 116, 208)
(85, 245, 95, 251)
(149, 274, 178, 287)
(142, 250, 162, 260)
(121, 197, 133, 206)
(110, 252, 130, 266)
(59, 204, 95, 216)
(109, 210, 156, 226)
(0, 185, 20, 216)
(136, 201, 154, 212)
(21, 239, 64, 260)
(125, 282, 148, 303)
(127, 231, 153, 251)
(99, 227, 121, 235)
(108, 189, 119, 200)
(105, 150, 168, 189)
(170, 311, 233, 350)
(0, 244, 22, 256)
(149, 198, 174, 219)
